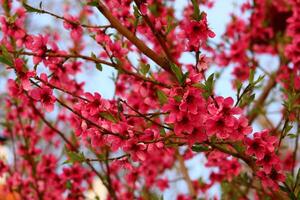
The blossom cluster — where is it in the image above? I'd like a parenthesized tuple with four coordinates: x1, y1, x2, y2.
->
(0, 0, 298, 199)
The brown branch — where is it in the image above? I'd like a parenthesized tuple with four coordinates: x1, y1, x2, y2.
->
(9, 50, 170, 88)
(175, 149, 197, 198)
(23, 3, 110, 29)
(134, 0, 174, 63)
(95, 1, 174, 75)
(207, 142, 258, 171)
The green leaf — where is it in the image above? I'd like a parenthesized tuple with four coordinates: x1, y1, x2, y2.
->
(191, 0, 200, 21)
(0, 45, 13, 66)
(159, 128, 166, 136)
(64, 150, 85, 164)
(23, 3, 45, 13)
(192, 83, 204, 89)
(236, 80, 243, 97)
(157, 89, 168, 105)
(182, 72, 189, 85)
(249, 69, 255, 84)
(253, 75, 265, 85)
(91, 52, 97, 59)
(0, 56, 13, 66)
(295, 168, 300, 190)
(133, 5, 141, 18)
(96, 63, 103, 71)
(173, 95, 182, 102)
(100, 112, 117, 123)
(140, 63, 150, 75)
(286, 173, 294, 189)
(201, 73, 215, 99)
(170, 63, 183, 84)
(287, 133, 297, 139)
(1, 45, 10, 58)
(66, 180, 72, 189)
(91, 53, 103, 71)
(87, 1, 98, 7)
(279, 185, 290, 193)
(166, 16, 175, 35)
(191, 144, 209, 152)
(206, 73, 215, 90)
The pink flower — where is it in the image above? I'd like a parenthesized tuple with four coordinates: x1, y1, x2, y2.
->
(256, 151, 279, 173)
(206, 114, 234, 139)
(123, 139, 147, 161)
(188, 125, 207, 144)
(244, 137, 265, 160)
(63, 14, 83, 41)
(256, 165, 285, 191)
(83, 92, 110, 116)
(183, 12, 215, 51)
(179, 87, 204, 115)
(163, 99, 184, 123)
(14, 58, 35, 90)
(156, 178, 169, 191)
(30, 86, 56, 112)
(173, 114, 194, 135)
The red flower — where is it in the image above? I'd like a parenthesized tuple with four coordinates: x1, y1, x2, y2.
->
(244, 137, 265, 160)
(183, 12, 215, 50)
(63, 14, 83, 41)
(179, 87, 204, 115)
(173, 114, 194, 135)
(256, 165, 285, 191)
(14, 58, 35, 90)
(123, 139, 147, 161)
(30, 86, 56, 112)
(256, 151, 279, 173)
(206, 114, 234, 139)
(156, 178, 169, 191)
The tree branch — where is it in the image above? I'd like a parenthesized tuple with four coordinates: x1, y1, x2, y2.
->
(95, 1, 174, 75)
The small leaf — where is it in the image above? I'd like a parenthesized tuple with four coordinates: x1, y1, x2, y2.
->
(140, 63, 150, 75)
(286, 173, 294, 189)
(173, 95, 182, 102)
(201, 73, 215, 99)
(249, 69, 255, 84)
(0, 45, 13, 66)
(64, 150, 85, 164)
(181, 72, 189, 85)
(279, 185, 289, 193)
(133, 5, 141, 18)
(96, 63, 103, 71)
(191, 144, 209, 152)
(159, 128, 166, 136)
(287, 133, 297, 138)
(0, 56, 13, 66)
(100, 112, 117, 123)
(191, 0, 200, 21)
(192, 83, 204, 89)
(157, 89, 168, 105)
(23, 3, 44, 13)
(294, 168, 300, 189)
(91, 52, 97, 59)
(236, 80, 242, 96)
(87, 1, 98, 7)
(253, 75, 265, 85)
(66, 180, 72, 189)
(170, 63, 183, 84)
